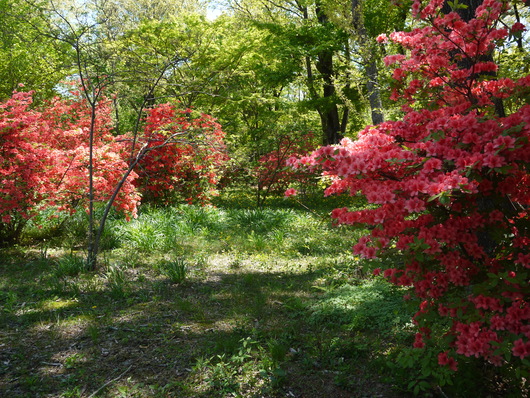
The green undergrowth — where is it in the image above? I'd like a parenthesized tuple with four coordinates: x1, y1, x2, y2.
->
(0, 191, 512, 397)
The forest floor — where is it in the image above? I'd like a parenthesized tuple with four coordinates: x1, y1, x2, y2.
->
(0, 250, 411, 397)
(1, 193, 416, 397)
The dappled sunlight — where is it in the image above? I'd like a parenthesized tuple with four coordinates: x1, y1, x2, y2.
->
(39, 297, 79, 311)
(5, 189, 515, 396)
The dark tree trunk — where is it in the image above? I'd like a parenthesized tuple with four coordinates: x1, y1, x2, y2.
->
(315, 2, 345, 145)
(315, 47, 343, 145)
(442, 0, 510, 254)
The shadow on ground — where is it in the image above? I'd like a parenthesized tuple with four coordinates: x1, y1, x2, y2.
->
(0, 253, 407, 397)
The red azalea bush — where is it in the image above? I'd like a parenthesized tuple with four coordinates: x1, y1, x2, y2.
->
(0, 90, 139, 244)
(0, 91, 229, 245)
(255, 132, 318, 203)
(289, 0, 529, 387)
(133, 103, 229, 205)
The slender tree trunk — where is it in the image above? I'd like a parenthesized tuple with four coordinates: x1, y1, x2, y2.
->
(86, 102, 97, 269)
(351, 0, 385, 126)
(366, 60, 384, 125)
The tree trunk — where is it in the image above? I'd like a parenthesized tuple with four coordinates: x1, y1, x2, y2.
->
(366, 60, 384, 125)
(351, 0, 385, 126)
(442, 0, 509, 255)
(315, 2, 345, 145)
(315, 48, 343, 145)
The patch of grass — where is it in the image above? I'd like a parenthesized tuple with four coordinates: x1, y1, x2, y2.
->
(103, 264, 129, 298)
(227, 208, 294, 234)
(119, 217, 165, 253)
(309, 278, 414, 338)
(0, 290, 18, 313)
(4, 190, 496, 398)
(54, 254, 87, 278)
(192, 336, 268, 397)
(64, 353, 86, 369)
(158, 258, 188, 284)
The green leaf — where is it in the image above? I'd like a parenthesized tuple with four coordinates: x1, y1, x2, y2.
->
(493, 165, 512, 174)
(447, 0, 469, 10)
(439, 194, 451, 205)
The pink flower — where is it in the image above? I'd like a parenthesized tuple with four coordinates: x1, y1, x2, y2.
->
(438, 351, 458, 371)
(512, 339, 530, 359)
(404, 198, 426, 213)
(413, 333, 425, 348)
(515, 253, 530, 268)
(376, 34, 388, 43)
(284, 188, 298, 197)
(438, 304, 449, 316)
(364, 246, 377, 258)
(511, 22, 526, 33)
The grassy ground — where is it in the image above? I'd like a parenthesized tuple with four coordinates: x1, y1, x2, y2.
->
(1, 191, 417, 397)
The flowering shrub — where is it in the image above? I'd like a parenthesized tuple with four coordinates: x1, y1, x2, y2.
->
(289, 0, 530, 383)
(0, 90, 229, 244)
(132, 103, 229, 205)
(255, 133, 318, 205)
(0, 90, 139, 244)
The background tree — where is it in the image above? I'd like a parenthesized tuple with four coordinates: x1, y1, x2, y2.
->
(0, 0, 70, 100)
(347, 0, 409, 125)
(228, 0, 356, 145)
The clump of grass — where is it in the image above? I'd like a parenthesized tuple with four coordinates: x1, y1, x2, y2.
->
(116, 205, 219, 255)
(119, 217, 164, 253)
(178, 205, 225, 234)
(268, 229, 286, 247)
(158, 258, 188, 284)
(228, 208, 294, 234)
(245, 230, 268, 252)
(193, 254, 209, 268)
(64, 353, 86, 369)
(192, 337, 268, 397)
(54, 254, 87, 278)
(0, 290, 18, 314)
(98, 223, 122, 251)
(103, 264, 129, 298)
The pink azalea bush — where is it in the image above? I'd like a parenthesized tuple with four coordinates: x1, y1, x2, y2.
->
(289, 0, 529, 386)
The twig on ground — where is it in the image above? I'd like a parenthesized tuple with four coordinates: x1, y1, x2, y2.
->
(436, 385, 449, 398)
(88, 364, 133, 398)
